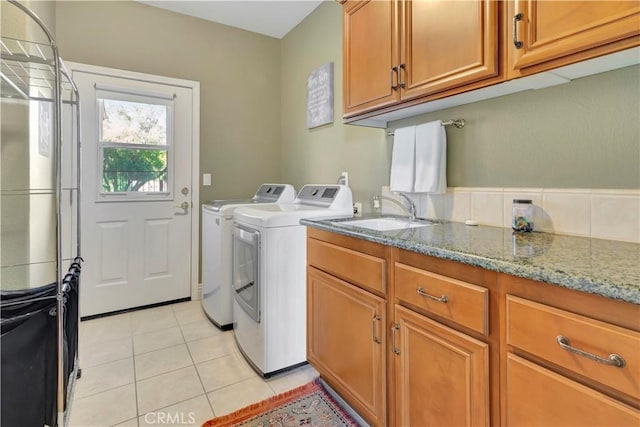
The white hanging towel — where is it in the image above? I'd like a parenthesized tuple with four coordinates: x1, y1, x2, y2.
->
(389, 125, 416, 192)
(414, 120, 447, 193)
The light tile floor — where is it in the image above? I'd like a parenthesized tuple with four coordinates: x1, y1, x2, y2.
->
(69, 300, 318, 427)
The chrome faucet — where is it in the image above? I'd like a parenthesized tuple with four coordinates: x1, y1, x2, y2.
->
(373, 192, 416, 221)
(396, 192, 417, 221)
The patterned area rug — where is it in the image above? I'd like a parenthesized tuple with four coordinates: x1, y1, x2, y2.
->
(201, 378, 361, 427)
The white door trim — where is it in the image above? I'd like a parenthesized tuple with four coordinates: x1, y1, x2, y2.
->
(66, 62, 201, 301)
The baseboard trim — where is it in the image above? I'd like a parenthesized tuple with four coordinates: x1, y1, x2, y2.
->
(81, 297, 191, 321)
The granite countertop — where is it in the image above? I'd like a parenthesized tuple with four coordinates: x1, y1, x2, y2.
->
(301, 215, 640, 305)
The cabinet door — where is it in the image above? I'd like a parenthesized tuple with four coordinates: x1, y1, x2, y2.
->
(393, 305, 490, 426)
(505, 353, 640, 426)
(307, 267, 386, 426)
(508, 0, 640, 75)
(400, 0, 499, 100)
(392, 305, 489, 426)
(343, 0, 400, 117)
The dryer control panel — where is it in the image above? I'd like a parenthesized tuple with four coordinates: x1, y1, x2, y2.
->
(295, 185, 353, 208)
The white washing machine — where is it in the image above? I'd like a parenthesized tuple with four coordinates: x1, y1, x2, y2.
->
(231, 184, 353, 377)
(201, 184, 295, 329)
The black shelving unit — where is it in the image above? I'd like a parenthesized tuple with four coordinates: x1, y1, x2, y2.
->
(1, 1, 82, 425)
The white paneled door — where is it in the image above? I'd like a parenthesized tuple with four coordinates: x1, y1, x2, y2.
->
(72, 65, 198, 317)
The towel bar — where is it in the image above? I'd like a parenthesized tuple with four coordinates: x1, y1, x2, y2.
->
(387, 119, 465, 136)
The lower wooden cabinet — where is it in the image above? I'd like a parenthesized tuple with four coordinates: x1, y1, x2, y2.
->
(501, 277, 640, 426)
(305, 229, 640, 426)
(506, 295, 640, 400)
(307, 266, 386, 426)
(505, 354, 640, 426)
(393, 305, 490, 426)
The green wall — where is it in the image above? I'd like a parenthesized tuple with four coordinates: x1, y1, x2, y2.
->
(54, 0, 639, 207)
(282, 2, 640, 198)
(54, 0, 283, 283)
(7, 0, 638, 285)
(390, 65, 640, 189)
(280, 1, 388, 209)
(55, 0, 283, 202)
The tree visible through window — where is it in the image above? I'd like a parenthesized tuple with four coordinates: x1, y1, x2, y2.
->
(99, 97, 170, 194)
(102, 148, 167, 192)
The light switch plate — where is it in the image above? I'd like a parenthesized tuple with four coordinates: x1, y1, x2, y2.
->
(203, 173, 211, 186)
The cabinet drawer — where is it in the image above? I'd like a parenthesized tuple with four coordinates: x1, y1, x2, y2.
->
(307, 238, 386, 294)
(506, 353, 640, 426)
(395, 263, 488, 335)
(506, 295, 640, 399)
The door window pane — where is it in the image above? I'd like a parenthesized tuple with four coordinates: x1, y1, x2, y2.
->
(97, 93, 173, 198)
(102, 147, 168, 193)
(100, 99, 167, 145)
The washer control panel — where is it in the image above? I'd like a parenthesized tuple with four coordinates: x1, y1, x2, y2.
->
(253, 184, 295, 202)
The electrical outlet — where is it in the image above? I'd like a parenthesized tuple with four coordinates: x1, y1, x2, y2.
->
(340, 171, 349, 187)
(353, 202, 362, 217)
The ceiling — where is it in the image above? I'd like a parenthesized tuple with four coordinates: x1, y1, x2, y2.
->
(136, 1, 325, 39)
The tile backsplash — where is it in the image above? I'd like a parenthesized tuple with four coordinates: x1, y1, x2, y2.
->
(379, 187, 640, 243)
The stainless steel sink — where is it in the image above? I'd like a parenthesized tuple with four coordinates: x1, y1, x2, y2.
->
(335, 217, 433, 231)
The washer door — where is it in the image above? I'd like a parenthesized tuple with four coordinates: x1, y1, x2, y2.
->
(232, 223, 260, 322)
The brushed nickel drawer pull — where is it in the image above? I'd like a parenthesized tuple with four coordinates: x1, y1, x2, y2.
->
(390, 66, 398, 90)
(391, 323, 400, 355)
(513, 13, 524, 49)
(372, 314, 381, 344)
(556, 335, 625, 368)
(398, 63, 406, 89)
(417, 287, 448, 303)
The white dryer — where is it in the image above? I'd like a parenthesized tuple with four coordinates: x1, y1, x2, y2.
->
(201, 184, 295, 329)
(231, 184, 353, 377)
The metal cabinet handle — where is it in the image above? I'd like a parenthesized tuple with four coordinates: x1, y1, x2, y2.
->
(556, 336, 625, 368)
(390, 66, 398, 90)
(398, 63, 406, 89)
(372, 314, 381, 344)
(513, 13, 523, 49)
(391, 323, 400, 355)
(417, 287, 448, 303)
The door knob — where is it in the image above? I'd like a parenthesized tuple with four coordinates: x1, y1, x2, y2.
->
(174, 201, 190, 215)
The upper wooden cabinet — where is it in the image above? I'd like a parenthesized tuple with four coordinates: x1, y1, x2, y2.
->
(343, 0, 640, 122)
(508, 0, 640, 77)
(343, 0, 500, 118)
(343, 0, 399, 115)
(400, 0, 499, 100)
